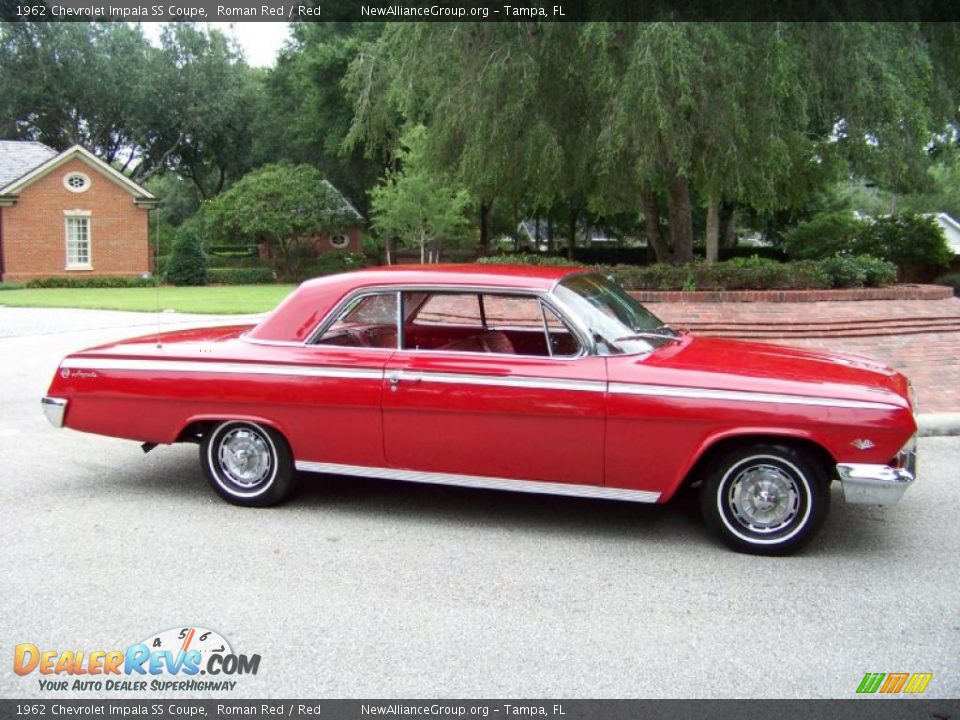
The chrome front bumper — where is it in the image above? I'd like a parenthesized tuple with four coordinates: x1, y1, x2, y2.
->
(836, 463, 915, 505)
(41, 396, 68, 428)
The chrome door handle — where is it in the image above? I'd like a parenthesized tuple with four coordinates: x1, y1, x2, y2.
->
(387, 372, 423, 391)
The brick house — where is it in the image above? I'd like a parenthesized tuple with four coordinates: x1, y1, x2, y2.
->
(0, 141, 158, 283)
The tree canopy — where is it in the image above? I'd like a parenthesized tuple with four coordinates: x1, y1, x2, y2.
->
(2, 20, 958, 265)
(201, 162, 359, 279)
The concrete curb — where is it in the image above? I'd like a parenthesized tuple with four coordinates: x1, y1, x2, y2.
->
(918, 413, 960, 437)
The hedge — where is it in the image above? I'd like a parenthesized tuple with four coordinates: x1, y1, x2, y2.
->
(478, 253, 581, 267)
(24, 276, 157, 289)
(206, 267, 276, 285)
(934, 272, 960, 296)
(599, 256, 896, 291)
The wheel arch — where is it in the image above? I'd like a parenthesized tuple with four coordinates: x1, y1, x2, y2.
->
(666, 429, 836, 501)
(175, 414, 291, 447)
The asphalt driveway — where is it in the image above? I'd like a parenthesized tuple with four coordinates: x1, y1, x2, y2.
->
(0, 308, 957, 699)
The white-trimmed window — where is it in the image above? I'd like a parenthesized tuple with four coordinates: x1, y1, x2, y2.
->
(63, 172, 91, 193)
(65, 212, 92, 269)
(329, 234, 349, 249)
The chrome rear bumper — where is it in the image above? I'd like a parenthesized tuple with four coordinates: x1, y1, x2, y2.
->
(41, 396, 68, 428)
(836, 463, 914, 505)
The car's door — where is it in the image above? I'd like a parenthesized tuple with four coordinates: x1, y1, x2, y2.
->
(381, 289, 607, 485)
(287, 290, 400, 468)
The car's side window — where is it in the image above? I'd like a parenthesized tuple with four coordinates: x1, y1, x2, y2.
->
(401, 291, 579, 357)
(314, 292, 398, 348)
(541, 303, 581, 357)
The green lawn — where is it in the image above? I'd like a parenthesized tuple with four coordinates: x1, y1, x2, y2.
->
(0, 285, 297, 314)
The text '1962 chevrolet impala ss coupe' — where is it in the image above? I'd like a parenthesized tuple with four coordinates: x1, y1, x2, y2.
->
(42, 265, 918, 554)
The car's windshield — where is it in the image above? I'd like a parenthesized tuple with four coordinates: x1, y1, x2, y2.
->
(553, 273, 675, 355)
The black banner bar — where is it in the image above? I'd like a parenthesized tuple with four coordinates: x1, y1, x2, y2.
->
(2, 700, 960, 719)
(4, 0, 960, 22)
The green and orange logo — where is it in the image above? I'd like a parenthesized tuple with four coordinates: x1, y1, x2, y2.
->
(857, 672, 933, 694)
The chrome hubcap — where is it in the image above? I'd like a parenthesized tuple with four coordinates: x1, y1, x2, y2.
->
(218, 427, 272, 487)
(728, 464, 800, 533)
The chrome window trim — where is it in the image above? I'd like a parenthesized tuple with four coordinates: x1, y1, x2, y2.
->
(295, 460, 661, 504)
(306, 283, 592, 361)
(540, 300, 554, 358)
(306, 288, 401, 348)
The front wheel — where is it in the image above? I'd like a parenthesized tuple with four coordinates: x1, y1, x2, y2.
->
(700, 444, 830, 555)
(200, 420, 296, 507)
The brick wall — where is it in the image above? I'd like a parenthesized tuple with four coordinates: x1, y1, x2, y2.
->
(0, 157, 150, 282)
(314, 227, 364, 254)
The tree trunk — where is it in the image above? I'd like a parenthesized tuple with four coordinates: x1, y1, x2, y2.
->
(667, 176, 694, 265)
(385, 235, 396, 265)
(720, 202, 738, 249)
(479, 199, 492, 256)
(705, 197, 720, 264)
(566, 205, 579, 261)
(640, 188, 670, 264)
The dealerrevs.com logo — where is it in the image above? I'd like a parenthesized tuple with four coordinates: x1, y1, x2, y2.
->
(13, 626, 260, 692)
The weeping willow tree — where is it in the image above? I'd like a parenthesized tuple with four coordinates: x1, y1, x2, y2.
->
(345, 21, 960, 264)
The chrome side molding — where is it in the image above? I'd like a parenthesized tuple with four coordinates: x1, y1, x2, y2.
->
(295, 460, 662, 504)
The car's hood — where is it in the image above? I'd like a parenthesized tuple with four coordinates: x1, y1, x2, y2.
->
(611, 334, 911, 408)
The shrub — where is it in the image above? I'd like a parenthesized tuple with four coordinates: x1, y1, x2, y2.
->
(301, 251, 368, 278)
(934, 272, 960, 296)
(781, 213, 868, 260)
(206, 254, 267, 269)
(718, 246, 787, 262)
(856, 212, 953, 269)
(206, 268, 276, 285)
(165, 226, 208, 286)
(25, 276, 155, 289)
(849, 255, 898, 286)
(816, 255, 868, 288)
(782, 211, 952, 272)
(596, 263, 687, 290)
(0, 281, 24, 291)
(477, 253, 581, 267)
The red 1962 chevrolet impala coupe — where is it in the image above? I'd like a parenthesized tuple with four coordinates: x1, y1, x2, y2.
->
(42, 265, 917, 554)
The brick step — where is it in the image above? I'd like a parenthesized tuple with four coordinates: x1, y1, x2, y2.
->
(684, 315, 960, 330)
(692, 323, 960, 339)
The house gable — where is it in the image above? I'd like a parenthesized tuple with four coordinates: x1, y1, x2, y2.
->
(0, 145, 156, 206)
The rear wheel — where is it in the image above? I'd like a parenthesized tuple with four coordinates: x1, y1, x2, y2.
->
(200, 420, 296, 507)
(700, 444, 830, 555)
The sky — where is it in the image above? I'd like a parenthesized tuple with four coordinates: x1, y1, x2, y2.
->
(139, 22, 292, 68)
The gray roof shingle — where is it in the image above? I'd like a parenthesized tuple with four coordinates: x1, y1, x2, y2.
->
(0, 140, 58, 190)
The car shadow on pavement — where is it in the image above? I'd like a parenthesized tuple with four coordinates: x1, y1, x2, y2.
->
(108, 448, 916, 557)
(292, 469, 711, 547)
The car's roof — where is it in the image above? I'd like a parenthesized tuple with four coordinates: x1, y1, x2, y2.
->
(248, 263, 593, 343)
(300, 263, 590, 292)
